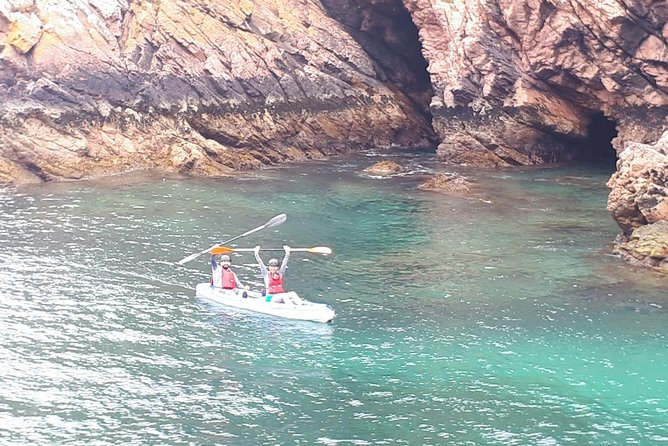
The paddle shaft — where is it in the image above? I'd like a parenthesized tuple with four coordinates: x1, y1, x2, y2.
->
(211, 246, 332, 255)
(233, 248, 321, 252)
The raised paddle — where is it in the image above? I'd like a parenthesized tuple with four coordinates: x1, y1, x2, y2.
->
(211, 246, 333, 255)
(177, 213, 287, 265)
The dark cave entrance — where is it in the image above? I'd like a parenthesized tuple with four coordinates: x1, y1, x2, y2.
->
(320, 0, 435, 126)
(577, 112, 618, 169)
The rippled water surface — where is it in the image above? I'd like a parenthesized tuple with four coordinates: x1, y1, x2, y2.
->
(1, 151, 667, 445)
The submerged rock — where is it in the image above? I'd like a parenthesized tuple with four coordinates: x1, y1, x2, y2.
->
(363, 160, 404, 175)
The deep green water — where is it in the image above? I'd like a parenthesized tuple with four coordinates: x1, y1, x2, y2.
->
(1, 151, 666, 445)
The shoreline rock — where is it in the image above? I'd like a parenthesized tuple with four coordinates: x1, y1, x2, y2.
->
(613, 222, 668, 272)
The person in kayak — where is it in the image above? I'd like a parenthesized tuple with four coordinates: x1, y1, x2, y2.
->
(211, 254, 249, 296)
(253, 245, 303, 305)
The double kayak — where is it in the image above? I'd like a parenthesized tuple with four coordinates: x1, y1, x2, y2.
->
(195, 283, 335, 323)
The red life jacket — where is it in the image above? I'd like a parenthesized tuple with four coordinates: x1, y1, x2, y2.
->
(221, 269, 236, 289)
(268, 272, 284, 294)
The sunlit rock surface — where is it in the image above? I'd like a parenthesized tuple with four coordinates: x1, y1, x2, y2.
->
(613, 221, 668, 272)
(0, 0, 433, 183)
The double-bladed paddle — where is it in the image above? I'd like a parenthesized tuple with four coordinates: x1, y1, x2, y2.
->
(211, 246, 332, 255)
(177, 213, 287, 265)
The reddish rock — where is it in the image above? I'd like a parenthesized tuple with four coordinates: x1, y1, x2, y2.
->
(403, 0, 667, 165)
(606, 130, 668, 271)
(607, 131, 668, 235)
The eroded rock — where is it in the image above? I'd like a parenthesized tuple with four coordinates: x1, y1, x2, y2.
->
(607, 131, 668, 235)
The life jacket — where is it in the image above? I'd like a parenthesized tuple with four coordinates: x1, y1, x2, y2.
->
(221, 268, 237, 289)
(267, 272, 284, 294)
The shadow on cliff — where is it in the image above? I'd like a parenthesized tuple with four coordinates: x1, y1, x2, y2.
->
(567, 112, 618, 172)
(320, 0, 435, 130)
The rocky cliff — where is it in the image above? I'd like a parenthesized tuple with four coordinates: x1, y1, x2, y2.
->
(403, 0, 666, 166)
(0, 0, 434, 183)
(398, 0, 667, 270)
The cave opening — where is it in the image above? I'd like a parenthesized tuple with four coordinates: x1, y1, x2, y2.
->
(320, 0, 435, 126)
(577, 112, 618, 169)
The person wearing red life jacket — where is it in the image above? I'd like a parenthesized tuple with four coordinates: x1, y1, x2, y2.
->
(211, 254, 249, 296)
(253, 245, 303, 305)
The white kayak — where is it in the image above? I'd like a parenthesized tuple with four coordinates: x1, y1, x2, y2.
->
(195, 283, 335, 323)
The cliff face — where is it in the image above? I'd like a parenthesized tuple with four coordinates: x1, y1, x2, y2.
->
(404, 0, 667, 167)
(0, 0, 434, 183)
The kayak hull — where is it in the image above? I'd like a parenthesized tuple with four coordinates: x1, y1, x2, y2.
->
(195, 283, 335, 323)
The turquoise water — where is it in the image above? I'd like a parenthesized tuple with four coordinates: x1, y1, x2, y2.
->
(1, 151, 666, 445)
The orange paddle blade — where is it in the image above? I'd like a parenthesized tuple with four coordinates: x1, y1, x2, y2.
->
(211, 246, 234, 255)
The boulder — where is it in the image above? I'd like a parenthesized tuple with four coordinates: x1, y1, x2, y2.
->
(418, 173, 472, 194)
(363, 160, 404, 175)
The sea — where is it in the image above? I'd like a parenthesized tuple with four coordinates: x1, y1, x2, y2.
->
(1, 149, 666, 445)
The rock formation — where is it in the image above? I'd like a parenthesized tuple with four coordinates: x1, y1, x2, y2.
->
(613, 221, 668, 271)
(607, 131, 668, 270)
(0, 0, 434, 184)
(400, 0, 667, 270)
(403, 0, 667, 166)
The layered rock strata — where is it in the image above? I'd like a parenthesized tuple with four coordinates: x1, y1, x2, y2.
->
(0, 0, 434, 184)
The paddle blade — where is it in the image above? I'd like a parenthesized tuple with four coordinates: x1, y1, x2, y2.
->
(239, 213, 287, 237)
(211, 246, 234, 255)
(308, 246, 332, 255)
(265, 213, 287, 229)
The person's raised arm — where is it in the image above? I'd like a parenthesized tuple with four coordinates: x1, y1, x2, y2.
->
(254, 246, 267, 276)
(280, 245, 291, 275)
